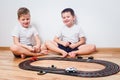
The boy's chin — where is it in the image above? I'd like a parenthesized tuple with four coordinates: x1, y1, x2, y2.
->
(65, 23, 69, 26)
(65, 24, 71, 27)
(23, 25, 29, 28)
(64, 22, 71, 26)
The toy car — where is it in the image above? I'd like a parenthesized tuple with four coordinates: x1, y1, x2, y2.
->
(65, 67, 77, 73)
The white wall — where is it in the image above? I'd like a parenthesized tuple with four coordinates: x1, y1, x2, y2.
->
(0, 0, 120, 47)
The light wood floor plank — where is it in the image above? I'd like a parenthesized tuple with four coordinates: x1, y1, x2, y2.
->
(0, 50, 120, 80)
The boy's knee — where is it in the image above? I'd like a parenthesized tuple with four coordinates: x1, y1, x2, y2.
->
(91, 45, 96, 52)
(45, 40, 52, 46)
(41, 40, 52, 50)
(41, 44, 47, 50)
(10, 45, 19, 52)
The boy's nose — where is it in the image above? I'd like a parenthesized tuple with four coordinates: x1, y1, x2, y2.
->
(25, 20, 29, 22)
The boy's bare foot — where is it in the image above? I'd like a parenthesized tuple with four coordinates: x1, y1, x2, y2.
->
(68, 52, 76, 58)
(35, 50, 48, 56)
(61, 52, 68, 58)
(21, 54, 26, 59)
(40, 50, 48, 55)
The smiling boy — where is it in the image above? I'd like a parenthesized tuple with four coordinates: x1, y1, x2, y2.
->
(10, 7, 44, 58)
(44, 8, 96, 58)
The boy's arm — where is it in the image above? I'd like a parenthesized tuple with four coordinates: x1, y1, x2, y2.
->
(54, 36, 70, 47)
(76, 37, 86, 46)
(33, 35, 41, 47)
(69, 37, 86, 49)
(13, 36, 34, 51)
(33, 35, 41, 52)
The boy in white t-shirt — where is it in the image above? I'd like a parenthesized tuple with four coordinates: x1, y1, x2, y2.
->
(10, 7, 46, 59)
(44, 8, 96, 58)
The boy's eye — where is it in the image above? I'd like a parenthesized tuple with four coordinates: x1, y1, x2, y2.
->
(27, 18, 30, 20)
(62, 17, 66, 19)
(22, 19, 25, 21)
(21, 18, 29, 21)
(63, 16, 70, 19)
(67, 16, 70, 18)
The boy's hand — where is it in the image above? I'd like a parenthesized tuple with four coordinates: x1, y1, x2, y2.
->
(61, 41, 70, 47)
(27, 46, 34, 52)
(69, 43, 77, 49)
(33, 45, 41, 53)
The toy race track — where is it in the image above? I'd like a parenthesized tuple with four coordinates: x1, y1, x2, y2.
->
(19, 57, 120, 77)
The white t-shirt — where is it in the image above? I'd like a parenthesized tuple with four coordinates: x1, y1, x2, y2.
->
(56, 24, 85, 43)
(12, 25, 38, 45)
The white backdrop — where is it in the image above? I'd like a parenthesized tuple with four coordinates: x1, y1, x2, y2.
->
(0, 0, 120, 47)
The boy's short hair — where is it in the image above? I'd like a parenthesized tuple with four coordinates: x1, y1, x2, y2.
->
(61, 8, 75, 16)
(17, 7, 30, 19)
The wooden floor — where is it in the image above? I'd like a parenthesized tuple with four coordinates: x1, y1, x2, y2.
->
(0, 49, 120, 80)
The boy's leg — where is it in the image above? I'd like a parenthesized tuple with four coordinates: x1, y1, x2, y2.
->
(45, 41, 68, 57)
(69, 44, 96, 58)
(10, 45, 43, 59)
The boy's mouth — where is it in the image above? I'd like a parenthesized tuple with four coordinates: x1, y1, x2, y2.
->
(65, 20, 69, 23)
(24, 23, 29, 25)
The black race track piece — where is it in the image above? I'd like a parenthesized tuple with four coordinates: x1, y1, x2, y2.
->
(19, 57, 120, 77)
